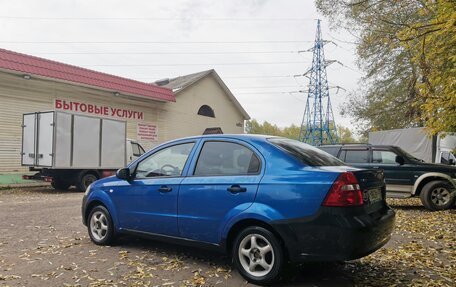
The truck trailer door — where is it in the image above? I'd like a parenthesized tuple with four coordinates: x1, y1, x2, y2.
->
(21, 112, 55, 167)
(21, 113, 37, 166)
(36, 112, 54, 167)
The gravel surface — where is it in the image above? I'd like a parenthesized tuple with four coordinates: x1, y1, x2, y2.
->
(0, 187, 454, 287)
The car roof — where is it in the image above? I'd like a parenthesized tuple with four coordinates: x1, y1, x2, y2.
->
(169, 134, 277, 142)
(160, 134, 286, 147)
(319, 144, 400, 149)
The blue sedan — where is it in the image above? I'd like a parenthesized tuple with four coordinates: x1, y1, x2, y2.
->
(82, 135, 395, 285)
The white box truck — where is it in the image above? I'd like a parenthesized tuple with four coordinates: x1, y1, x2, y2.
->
(21, 111, 145, 191)
(369, 127, 456, 165)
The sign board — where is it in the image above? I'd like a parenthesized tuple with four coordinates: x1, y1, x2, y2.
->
(137, 122, 158, 141)
(54, 99, 144, 120)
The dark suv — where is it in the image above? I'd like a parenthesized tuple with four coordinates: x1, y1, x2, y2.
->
(318, 144, 456, 211)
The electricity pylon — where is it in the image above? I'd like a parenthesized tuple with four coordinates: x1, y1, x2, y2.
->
(299, 19, 338, 146)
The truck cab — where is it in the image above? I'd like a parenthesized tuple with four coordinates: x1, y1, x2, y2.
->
(127, 139, 146, 163)
(439, 151, 456, 165)
(318, 144, 456, 211)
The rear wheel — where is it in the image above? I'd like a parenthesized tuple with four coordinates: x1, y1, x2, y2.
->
(76, 172, 98, 192)
(420, 180, 455, 211)
(51, 177, 71, 190)
(232, 226, 284, 285)
(87, 205, 115, 245)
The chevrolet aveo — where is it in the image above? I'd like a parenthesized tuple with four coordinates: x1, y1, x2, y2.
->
(82, 135, 395, 285)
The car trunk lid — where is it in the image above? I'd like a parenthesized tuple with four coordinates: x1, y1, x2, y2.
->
(352, 169, 387, 214)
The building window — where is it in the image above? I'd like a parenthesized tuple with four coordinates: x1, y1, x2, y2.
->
(197, 105, 215, 118)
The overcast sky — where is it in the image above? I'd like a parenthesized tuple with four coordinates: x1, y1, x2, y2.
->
(1, 0, 361, 129)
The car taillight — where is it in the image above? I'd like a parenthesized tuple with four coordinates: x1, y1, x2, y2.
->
(322, 172, 363, 207)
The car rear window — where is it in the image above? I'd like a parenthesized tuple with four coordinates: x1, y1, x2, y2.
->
(268, 138, 344, 166)
(318, 146, 340, 157)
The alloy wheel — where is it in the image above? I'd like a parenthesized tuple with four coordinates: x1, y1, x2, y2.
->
(430, 187, 451, 206)
(90, 211, 108, 241)
(238, 233, 275, 277)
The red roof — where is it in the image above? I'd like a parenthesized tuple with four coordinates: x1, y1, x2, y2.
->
(0, 48, 174, 102)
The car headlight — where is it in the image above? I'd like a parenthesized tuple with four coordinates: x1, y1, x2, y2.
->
(85, 184, 92, 196)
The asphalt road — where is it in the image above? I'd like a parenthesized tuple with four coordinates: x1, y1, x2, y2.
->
(0, 187, 454, 287)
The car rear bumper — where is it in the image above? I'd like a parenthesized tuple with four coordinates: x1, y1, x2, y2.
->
(271, 205, 395, 262)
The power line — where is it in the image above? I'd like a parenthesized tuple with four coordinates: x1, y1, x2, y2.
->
(80, 61, 309, 67)
(223, 75, 295, 79)
(233, 90, 306, 102)
(234, 91, 304, 95)
(131, 75, 298, 80)
(231, 85, 304, 89)
(120, 74, 347, 80)
(325, 33, 359, 45)
(0, 16, 317, 21)
(0, 40, 314, 44)
(33, 51, 301, 55)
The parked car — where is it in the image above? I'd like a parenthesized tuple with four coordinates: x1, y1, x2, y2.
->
(82, 135, 395, 285)
(318, 144, 456, 211)
(369, 127, 456, 165)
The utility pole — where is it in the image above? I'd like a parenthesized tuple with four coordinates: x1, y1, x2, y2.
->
(299, 19, 338, 146)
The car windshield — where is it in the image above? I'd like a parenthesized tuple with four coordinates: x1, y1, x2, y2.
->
(268, 138, 344, 166)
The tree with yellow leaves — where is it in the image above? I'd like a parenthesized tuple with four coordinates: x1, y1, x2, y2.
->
(316, 0, 456, 134)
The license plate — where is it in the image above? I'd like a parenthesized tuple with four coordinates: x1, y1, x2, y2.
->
(368, 188, 382, 203)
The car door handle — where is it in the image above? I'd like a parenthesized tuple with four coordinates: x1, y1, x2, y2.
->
(227, 185, 247, 194)
(158, 186, 172, 193)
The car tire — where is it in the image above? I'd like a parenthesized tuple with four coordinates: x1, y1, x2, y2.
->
(420, 180, 455, 211)
(232, 226, 284, 285)
(87, 205, 115, 245)
(51, 178, 71, 190)
(76, 172, 98, 192)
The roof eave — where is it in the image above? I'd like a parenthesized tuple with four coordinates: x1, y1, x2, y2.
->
(0, 68, 175, 103)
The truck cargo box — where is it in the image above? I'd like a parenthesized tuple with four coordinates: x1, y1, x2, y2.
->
(21, 111, 127, 169)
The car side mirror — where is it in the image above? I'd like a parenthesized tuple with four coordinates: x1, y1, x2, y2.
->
(116, 168, 131, 180)
(395, 155, 405, 165)
(449, 158, 455, 165)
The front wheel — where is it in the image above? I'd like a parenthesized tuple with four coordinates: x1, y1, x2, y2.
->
(87, 206, 115, 245)
(420, 180, 455, 211)
(232, 226, 284, 285)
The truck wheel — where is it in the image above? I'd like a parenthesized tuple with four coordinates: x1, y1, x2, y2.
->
(51, 178, 71, 190)
(88, 205, 115, 245)
(76, 173, 98, 192)
(232, 226, 284, 285)
(420, 180, 455, 211)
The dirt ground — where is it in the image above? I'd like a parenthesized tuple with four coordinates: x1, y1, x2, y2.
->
(0, 187, 454, 287)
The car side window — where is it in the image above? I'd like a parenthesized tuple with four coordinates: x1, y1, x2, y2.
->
(338, 150, 346, 161)
(344, 149, 369, 163)
(135, 142, 194, 178)
(194, 141, 260, 176)
(373, 150, 397, 164)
